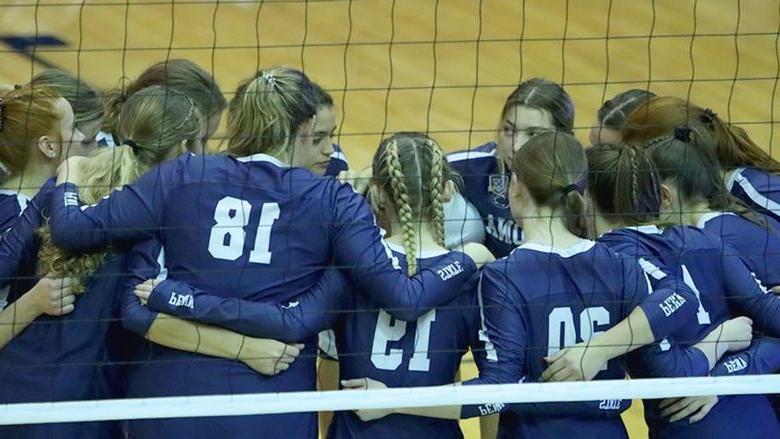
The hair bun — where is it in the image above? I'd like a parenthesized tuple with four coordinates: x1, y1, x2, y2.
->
(674, 126, 691, 142)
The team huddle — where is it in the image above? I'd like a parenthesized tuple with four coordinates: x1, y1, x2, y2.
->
(0, 60, 778, 439)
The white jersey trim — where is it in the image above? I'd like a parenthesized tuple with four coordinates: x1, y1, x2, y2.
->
(518, 239, 596, 257)
(0, 190, 30, 216)
(447, 149, 496, 163)
(696, 211, 736, 229)
(236, 153, 288, 168)
(729, 168, 780, 216)
(330, 148, 348, 165)
(625, 225, 664, 235)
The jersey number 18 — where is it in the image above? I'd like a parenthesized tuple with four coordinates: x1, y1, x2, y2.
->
(207, 197, 280, 263)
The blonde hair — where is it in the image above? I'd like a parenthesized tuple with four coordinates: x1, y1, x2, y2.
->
(0, 85, 61, 175)
(37, 86, 205, 292)
(104, 59, 225, 135)
(226, 67, 317, 158)
(372, 132, 452, 275)
(31, 70, 104, 137)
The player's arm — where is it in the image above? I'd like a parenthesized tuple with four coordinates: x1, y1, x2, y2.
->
(721, 248, 780, 336)
(710, 336, 780, 376)
(0, 277, 75, 350)
(136, 268, 351, 342)
(120, 240, 301, 375)
(49, 157, 174, 252)
(627, 316, 753, 379)
(329, 182, 479, 321)
(0, 179, 55, 287)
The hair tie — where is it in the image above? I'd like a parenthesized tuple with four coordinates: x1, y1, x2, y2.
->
(0, 98, 5, 132)
(123, 139, 139, 154)
(261, 71, 278, 89)
(674, 126, 691, 142)
(562, 184, 580, 197)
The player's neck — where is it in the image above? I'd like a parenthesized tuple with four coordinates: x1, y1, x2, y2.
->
(521, 207, 585, 249)
(677, 199, 712, 227)
(0, 161, 53, 198)
(386, 221, 444, 252)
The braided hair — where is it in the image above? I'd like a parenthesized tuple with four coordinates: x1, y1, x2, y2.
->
(372, 132, 453, 275)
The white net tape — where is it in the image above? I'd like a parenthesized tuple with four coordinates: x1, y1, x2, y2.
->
(2, 375, 778, 426)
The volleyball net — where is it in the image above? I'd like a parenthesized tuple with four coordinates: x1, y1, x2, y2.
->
(0, 0, 779, 435)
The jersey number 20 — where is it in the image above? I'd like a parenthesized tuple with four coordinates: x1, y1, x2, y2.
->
(371, 309, 437, 372)
(208, 197, 280, 263)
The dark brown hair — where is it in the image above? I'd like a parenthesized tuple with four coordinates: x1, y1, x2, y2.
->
(511, 131, 589, 235)
(502, 78, 575, 133)
(645, 127, 767, 227)
(104, 59, 225, 134)
(597, 89, 655, 131)
(587, 143, 662, 225)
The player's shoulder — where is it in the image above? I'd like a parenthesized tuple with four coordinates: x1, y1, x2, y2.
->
(447, 142, 497, 165)
(664, 224, 718, 248)
(0, 190, 29, 230)
(728, 166, 780, 194)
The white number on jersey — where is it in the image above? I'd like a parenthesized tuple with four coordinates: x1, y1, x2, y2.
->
(207, 197, 280, 264)
(681, 265, 712, 325)
(548, 306, 610, 372)
(371, 309, 437, 372)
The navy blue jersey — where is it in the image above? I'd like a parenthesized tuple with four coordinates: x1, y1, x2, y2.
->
(0, 253, 126, 438)
(599, 225, 780, 438)
(727, 167, 780, 222)
(448, 142, 522, 257)
(0, 189, 30, 309)
(328, 243, 483, 439)
(463, 240, 695, 439)
(325, 144, 349, 177)
(0, 179, 56, 308)
(697, 211, 780, 287)
(0, 189, 29, 231)
(49, 152, 477, 438)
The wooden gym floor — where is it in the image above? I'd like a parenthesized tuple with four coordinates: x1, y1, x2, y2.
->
(1, 1, 778, 437)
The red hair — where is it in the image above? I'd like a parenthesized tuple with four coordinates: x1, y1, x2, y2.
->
(622, 96, 780, 174)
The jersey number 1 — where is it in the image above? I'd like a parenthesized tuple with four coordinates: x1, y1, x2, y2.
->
(371, 309, 437, 372)
(207, 196, 280, 263)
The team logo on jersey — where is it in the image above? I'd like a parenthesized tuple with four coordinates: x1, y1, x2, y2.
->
(488, 174, 509, 208)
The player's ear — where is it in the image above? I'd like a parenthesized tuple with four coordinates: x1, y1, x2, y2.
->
(659, 182, 675, 211)
(442, 179, 455, 203)
(37, 135, 60, 161)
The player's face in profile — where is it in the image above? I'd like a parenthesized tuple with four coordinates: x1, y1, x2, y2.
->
(53, 98, 92, 162)
(291, 105, 337, 175)
(496, 105, 554, 168)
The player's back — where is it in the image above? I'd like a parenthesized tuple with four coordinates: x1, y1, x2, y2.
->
(697, 211, 780, 287)
(328, 243, 481, 439)
(597, 226, 725, 348)
(602, 226, 780, 438)
(158, 153, 336, 305)
(491, 240, 642, 439)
